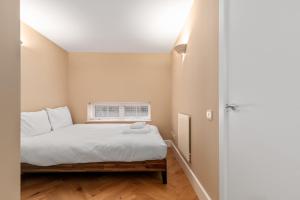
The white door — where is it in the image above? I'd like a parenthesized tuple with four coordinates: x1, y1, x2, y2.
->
(220, 0, 300, 200)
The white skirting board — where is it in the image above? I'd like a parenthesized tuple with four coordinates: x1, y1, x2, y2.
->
(165, 140, 212, 200)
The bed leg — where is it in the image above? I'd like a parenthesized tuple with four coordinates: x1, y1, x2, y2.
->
(161, 171, 167, 184)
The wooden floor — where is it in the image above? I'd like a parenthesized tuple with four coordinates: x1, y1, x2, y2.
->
(21, 149, 198, 200)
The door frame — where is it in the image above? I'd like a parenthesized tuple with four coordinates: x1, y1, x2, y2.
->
(218, 0, 229, 199)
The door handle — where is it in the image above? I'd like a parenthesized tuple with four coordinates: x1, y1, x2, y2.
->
(225, 104, 239, 112)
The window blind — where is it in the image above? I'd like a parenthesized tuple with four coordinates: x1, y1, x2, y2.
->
(88, 102, 151, 122)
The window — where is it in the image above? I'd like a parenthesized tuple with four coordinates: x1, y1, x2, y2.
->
(87, 102, 151, 122)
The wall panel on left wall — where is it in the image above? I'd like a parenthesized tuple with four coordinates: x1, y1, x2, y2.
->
(0, 0, 20, 199)
(21, 22, 68, 112)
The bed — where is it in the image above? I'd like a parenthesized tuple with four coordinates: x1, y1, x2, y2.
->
(21, 124, 168, 184)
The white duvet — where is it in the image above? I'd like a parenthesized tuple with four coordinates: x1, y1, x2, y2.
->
(21, 124, 167, 166)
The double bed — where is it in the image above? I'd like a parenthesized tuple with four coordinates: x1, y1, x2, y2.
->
(21, 124, 168, 184)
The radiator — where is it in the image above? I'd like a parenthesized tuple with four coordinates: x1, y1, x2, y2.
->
(178, 113, 191, 162)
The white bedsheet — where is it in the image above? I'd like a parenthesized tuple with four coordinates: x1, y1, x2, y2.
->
(21, 124, 167, 166)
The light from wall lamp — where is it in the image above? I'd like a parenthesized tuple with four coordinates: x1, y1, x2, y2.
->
(174, 44, 187, 54)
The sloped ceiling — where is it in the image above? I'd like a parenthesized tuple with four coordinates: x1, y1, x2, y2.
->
(21, 0, 193, 52)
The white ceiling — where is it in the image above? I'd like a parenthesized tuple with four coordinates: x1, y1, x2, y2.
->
(21, 0, 193, 52)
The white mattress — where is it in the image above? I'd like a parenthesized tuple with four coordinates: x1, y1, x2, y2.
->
(21, 124, 167, 166)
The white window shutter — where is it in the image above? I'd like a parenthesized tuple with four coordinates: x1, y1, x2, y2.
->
(87, 102, 151, 122)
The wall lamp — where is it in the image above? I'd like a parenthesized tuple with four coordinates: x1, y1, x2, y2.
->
(174, 43, 187, 54)
(174, 43, 187, 63)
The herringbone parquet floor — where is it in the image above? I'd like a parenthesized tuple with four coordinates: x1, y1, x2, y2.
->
(21, 149, 198, 200)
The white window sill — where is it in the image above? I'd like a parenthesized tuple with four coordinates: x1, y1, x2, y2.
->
(86, 119, 152, 123)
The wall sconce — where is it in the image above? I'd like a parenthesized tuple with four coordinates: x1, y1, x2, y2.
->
(174, 43, 187, 63)
(174, 44, 187, 54)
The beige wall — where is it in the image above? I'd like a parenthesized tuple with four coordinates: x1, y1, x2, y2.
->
(21, 22, 68, 111)
(0, 0, 20, 199)
(68, 53, 172, 138)
(171, 0, 219, 199)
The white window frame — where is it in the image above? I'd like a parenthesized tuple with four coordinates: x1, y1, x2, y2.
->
(87, 102, 151, 122)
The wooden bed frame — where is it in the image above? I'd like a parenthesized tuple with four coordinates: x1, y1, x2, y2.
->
(21, 159, 167, 184)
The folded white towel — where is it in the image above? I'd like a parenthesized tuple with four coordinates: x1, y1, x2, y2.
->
(122, 126, 151, 134)
(130, 122, 146, 129)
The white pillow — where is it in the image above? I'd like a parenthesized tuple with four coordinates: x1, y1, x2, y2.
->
(46, 106, 73, 130)
(21, 110, 52, 137)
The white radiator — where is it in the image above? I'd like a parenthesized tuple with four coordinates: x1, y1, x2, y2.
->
(178, 113, 191, 162)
